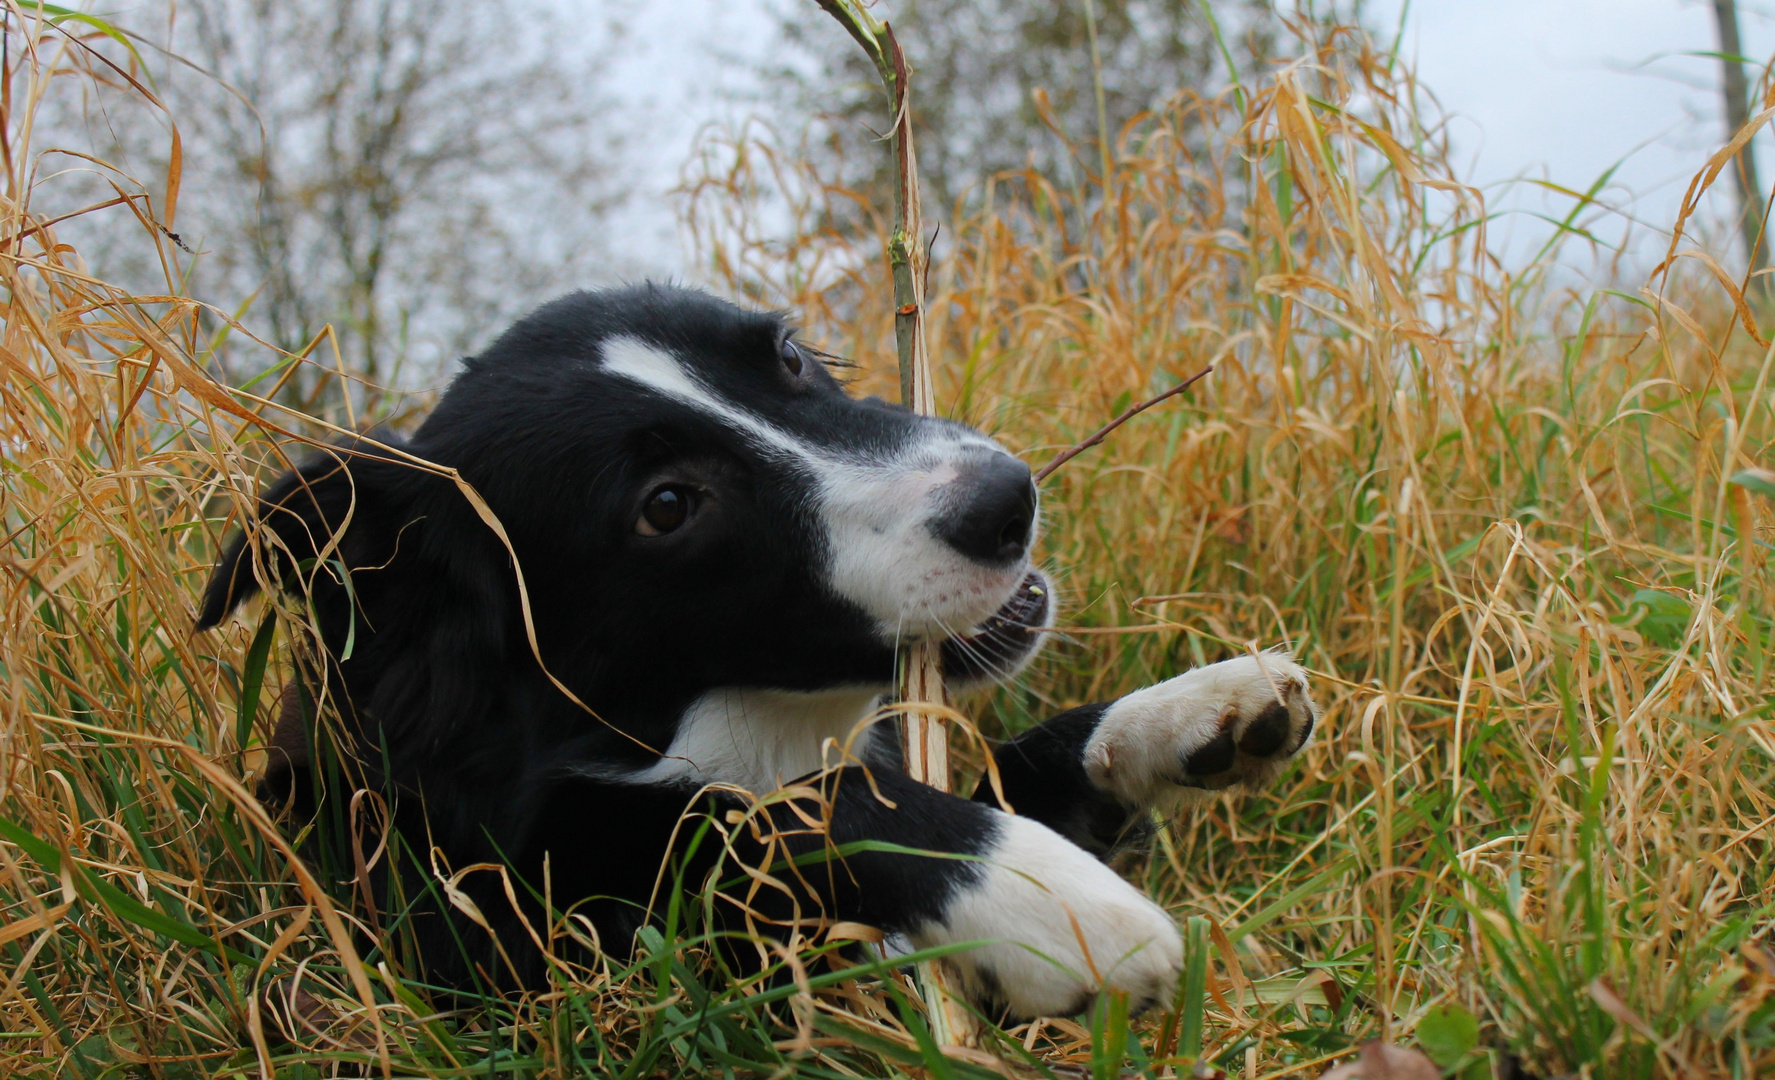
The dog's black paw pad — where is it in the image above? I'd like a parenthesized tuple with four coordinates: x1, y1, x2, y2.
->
(1180, 727, 1236, 776)
(1237, 701, 1292, 758)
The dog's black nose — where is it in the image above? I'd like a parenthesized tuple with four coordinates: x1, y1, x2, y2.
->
(931, 451, 1037, 565)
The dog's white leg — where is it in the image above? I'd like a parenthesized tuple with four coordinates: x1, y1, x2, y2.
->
(909, 812, 1182, 1019)
(1083, 650, 1318, 810)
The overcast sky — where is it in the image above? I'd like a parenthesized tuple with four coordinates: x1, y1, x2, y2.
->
(1371, 0, 1775, 274)
(604, 0, 1775, 282)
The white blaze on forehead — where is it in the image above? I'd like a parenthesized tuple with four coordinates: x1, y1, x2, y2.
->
(597, 335, 1033, 639)
(600, 335, 817, 465)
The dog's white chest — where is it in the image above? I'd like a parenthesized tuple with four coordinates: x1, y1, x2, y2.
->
(640, 686, 885, 793)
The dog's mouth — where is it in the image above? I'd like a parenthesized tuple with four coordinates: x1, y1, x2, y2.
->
(940, 570, 1053, 687)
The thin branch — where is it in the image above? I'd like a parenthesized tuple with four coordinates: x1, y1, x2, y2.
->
(1033, 365, 1213, 483)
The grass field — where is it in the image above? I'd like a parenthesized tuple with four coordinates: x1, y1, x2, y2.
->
(1, 8, 1772, 1079)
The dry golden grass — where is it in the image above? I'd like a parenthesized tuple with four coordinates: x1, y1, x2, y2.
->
(1, 6, 1771, 1078)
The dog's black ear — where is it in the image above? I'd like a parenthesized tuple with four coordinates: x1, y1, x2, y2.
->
(197, 446, 384, 631)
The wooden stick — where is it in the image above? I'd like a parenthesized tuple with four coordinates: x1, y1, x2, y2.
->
(814, 0, 975, 1049)
(1033, 365, 1214, 483)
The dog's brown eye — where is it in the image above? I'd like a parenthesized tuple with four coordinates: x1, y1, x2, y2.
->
(637, 485, 695, 536)
(780, 339, 804, 377)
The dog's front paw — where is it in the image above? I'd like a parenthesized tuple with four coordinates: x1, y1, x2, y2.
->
(911, 813, 1181, 1021)
(1084, 650, 1317, 809)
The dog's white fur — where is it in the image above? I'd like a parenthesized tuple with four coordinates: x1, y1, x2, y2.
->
(1085, 651, 1316, 808)
(913, 812, 1182, 1016)
(821, 455, 1033, 640)
(601, 336, 1318, 1021)
(601, 336, 1024, 640)
(632, 686, 884, 792)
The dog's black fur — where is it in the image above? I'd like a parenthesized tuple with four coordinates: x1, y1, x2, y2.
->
(200, 284, 1315, 1017)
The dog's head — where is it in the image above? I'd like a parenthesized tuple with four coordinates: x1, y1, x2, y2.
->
(199, 284, 1051, 729)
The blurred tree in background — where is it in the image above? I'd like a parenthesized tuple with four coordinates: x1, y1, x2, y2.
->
(47, 0, 627, 414)
(42, 0, 1288, 412)
(765, 0, 1277, 220)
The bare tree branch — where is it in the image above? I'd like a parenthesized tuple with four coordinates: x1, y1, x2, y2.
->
(1712, 0, 1768, 272)
(1034, 365, 1212, 483)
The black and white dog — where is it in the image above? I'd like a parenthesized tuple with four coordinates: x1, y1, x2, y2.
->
(198, 283, 1317, 1019)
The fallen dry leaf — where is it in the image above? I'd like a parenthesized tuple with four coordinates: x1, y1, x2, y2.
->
(1319, 1041, 1442, 1080)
